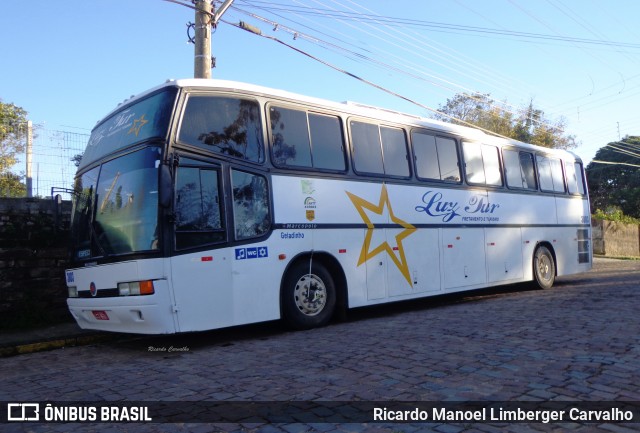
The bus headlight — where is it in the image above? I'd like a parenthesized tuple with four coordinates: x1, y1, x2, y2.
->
(68, 286, 78, 298)
(118, 280, 155, 296)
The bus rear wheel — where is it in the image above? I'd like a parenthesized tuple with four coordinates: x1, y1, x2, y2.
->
(282, 261, 336, 330)
(533, 245, 555, 290)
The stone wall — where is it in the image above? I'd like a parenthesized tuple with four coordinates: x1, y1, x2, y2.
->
(0, 198, 72, 329)
(592, 219, 640, 257)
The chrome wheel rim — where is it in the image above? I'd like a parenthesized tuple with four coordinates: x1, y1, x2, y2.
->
(537, 254, 552, 282)
(293, 274, 326, 316)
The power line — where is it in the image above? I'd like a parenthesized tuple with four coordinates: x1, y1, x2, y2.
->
(230, 0, 567, 133)
(591, 160, 640, 168)
(173, 0, 627, 156)
(224, 17, 522, 142)
(236, 0, 640, 50)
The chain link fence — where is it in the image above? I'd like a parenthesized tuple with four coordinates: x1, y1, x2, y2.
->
(0, 121, 89, 199)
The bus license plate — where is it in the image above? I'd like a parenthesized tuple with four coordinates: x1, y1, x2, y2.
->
(92, 310, 109, 320)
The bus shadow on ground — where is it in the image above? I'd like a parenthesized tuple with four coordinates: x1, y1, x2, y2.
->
(104, 281, 550, 355)
(344, 281, 540, 322)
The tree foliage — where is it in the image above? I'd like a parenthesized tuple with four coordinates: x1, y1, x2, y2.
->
(1, 100, 29, 196)
(0, 172, 26, 197)
(71, 153, 83, 168)
(586, 136, 640, 219)
(0, 100, 28, 172)
(433, 93, 577, 149)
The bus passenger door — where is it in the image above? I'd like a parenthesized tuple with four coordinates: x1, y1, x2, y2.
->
(169, 164, 234, 332)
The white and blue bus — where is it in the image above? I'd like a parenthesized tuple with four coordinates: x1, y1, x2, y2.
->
(65, 79, 591, 334)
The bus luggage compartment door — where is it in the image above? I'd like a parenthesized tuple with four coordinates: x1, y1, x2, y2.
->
(485, 227, 524, 283)
(442, 228, 486, 289)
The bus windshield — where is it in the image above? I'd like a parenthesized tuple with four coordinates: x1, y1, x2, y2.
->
(71, 146, 162, 260)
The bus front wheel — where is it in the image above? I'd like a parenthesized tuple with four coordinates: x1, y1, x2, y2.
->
(281, 261, 336, 330)
(533, 245, 555, 290)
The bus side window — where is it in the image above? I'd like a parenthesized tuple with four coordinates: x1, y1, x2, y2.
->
(412, 132, 439, 179)
(437, 137, 461, 182)
(308, 113, 345, 171)
(482, 144, 502, 186)
(574, 162, 586, 195)
(270, 108, 345, 171)
(538, 155, 565, 193)
(175, 167, 225, 250)
(270, 106, 312, 168)
(351, 121, 410, 177)
(463, 142, 502, 186)
(380, 126, 410, 177)
(504, 149, 536, 190)
(550, 158, 566, 193)
(536, 155, 554, 192)
(412, 131, 461, 183)
(231, 169, 271, 240)
(463, 142, 485, 184)
(520, 152, 537, 189)
(504, 149, 523, 188)
(351, 121, 384, 174)
(565, 160, 580, 194)
(179, 96, 264, 163)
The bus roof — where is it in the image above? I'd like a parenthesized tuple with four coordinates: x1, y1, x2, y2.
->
(102, 78, 583, 162)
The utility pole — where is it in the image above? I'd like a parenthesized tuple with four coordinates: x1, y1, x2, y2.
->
(25, 120, 33, 198)
(193, 0, 235, 79)
(194, 0, 212, 79)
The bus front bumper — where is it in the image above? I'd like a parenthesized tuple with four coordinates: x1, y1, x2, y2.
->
(67, 297, 176, 334)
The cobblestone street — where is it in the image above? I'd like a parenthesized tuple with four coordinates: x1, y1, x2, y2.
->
(1, 258, 639, 432)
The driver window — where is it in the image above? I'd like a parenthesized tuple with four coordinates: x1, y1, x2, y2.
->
(231, 169, 271, 240)
(175, 166, 225, 249)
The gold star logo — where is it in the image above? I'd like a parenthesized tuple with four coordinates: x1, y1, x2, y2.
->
(346, 184, 416, 286)
(127, 114, 149, 137)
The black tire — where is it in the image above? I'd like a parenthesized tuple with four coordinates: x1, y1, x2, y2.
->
(532, 245, 555, 290)
(281, 260, 336, 330)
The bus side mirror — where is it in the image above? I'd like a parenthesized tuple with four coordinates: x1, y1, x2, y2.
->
(159, 164, 173, 208)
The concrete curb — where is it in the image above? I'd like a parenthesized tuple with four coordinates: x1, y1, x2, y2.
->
(0, 333, 113, 358)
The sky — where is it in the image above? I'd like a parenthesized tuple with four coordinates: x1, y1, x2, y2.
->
(2, 0, 640, 164)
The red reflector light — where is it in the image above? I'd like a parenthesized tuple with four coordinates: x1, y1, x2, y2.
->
(201, 256, 213, 262)
(92, 310, 109, 321)
(339, 249, 347, 254)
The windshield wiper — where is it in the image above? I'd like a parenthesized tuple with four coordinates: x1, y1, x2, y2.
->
(88, 220, 109, 258)
(84, 195, 109, 259)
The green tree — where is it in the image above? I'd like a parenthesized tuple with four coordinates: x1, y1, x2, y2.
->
(586, 136, 640, 219)
(434, 93, 576, 149)
(71, 153, 83, 168)
(0, 172, 26, 197)
(0, 100, 29, 196)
